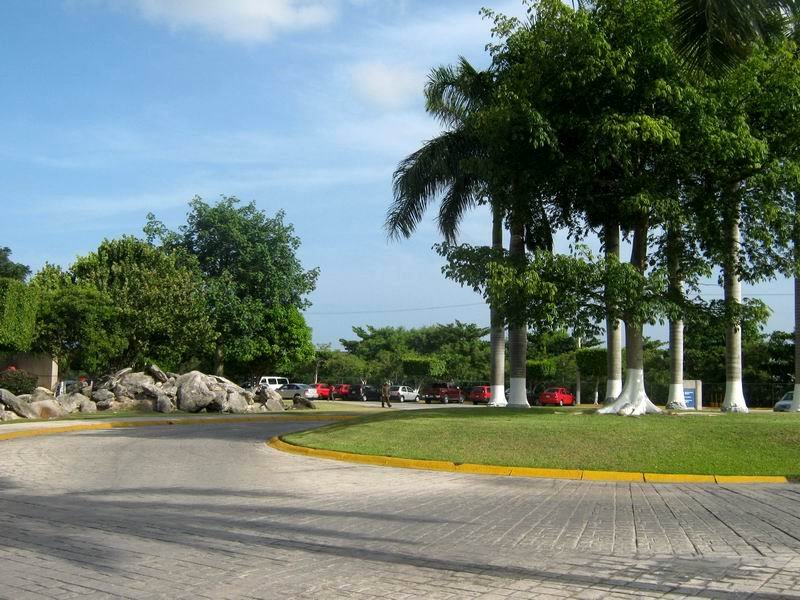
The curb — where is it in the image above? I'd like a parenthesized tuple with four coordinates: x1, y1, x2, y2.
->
(0, 414, 357, 443)
(268, 437, 791, 485)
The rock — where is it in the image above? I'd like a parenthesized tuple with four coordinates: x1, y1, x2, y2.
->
(146, 363, 169, 384)
(155, 395, 175, 413)
(617, 403, 635, 417)
(59, 392, 91, 414)
(0, 409, 20, 421)
(79, 381, 93, 397)
(256, 386, 285, 412)
(112, 383, 130, 400)
(79, 398, 97, 413)
(17, 394, 32, 402)
(292, 397, 316, 410)
(92, 389, 115, 403)
(31, 387, 55, 403)
(176, 371, 215, 413)
(112, 367, 133, 380)
(225, 390, 250, 414)
(161, 380, 178, 398)
(119, 372, 155, 396)
(30, 399, 68, 419)
(0, 389, 38, 419)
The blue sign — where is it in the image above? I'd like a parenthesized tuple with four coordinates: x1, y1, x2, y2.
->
(683, 388, 696, 409)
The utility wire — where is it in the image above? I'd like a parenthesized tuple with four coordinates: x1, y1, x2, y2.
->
(306, 301, 486, 316)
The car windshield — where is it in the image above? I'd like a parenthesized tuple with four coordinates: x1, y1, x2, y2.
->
(389, 386, 400, 391)
(544, 388, 559, 393)
(780, 391, 793, 402)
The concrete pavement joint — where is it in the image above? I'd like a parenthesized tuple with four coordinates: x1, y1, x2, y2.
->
(269, 436, 792, 485)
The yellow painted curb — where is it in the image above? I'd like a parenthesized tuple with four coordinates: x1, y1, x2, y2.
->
(0, 414, 356, 443)
(456, 463, 513, 476)
(509, 466, 582, 480)
(645, 473, 716, 484)
(715, 475, 789, 484)
(582, 470, 644, 482)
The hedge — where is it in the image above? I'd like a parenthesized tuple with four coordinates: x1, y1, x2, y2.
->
(0, 278, 38, 352)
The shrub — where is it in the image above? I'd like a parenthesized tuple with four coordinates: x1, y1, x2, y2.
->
(0, 278, 38, 352)
(0, 368, 37, 395)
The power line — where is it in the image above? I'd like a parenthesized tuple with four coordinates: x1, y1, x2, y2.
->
(306, 302, 486, 316)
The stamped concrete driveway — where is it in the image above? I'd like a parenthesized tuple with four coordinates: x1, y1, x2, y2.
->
(1, 420, 799, 599)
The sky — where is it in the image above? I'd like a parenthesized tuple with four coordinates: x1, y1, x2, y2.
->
(0, 0, 795, 347)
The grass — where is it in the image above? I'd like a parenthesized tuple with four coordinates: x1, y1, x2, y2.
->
(283, 407, 800, 477)
(0, 400, 378, 426)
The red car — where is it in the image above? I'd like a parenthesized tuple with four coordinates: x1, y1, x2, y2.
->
(312, 383, 334, 400)
(333, 383, 351, 399)
(469, 385, 492, 404)
(538, 387, 575, 406)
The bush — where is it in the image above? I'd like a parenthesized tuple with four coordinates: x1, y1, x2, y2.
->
(0, 278, 38, 352)
(0, 368, 37, 395)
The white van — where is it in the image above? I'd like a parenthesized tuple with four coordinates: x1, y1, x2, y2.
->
(258, 376, 289, 391)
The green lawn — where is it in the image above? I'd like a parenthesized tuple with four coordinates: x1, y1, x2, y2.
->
(283, 407, 800, 477)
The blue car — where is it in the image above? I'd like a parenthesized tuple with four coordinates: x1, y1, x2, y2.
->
(773, 391, 795, 412)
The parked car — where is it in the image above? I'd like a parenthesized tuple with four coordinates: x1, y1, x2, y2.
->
(332, 383, 351, 399)
(311, 383, 334, 400)
(346, 384, 381, 401)
(774, 391, 795, 412)
(538, 387, 575, 406)
(420, 382, 463, 404)
(389, 385, 419, 403)
(258, 376, 289, 391)
(469, 385, 492, 404)
(276, 383, 317, 400)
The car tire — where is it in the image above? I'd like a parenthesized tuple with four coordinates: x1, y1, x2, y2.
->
(415, 395, 420, 402)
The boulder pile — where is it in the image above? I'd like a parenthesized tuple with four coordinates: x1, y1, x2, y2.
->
(0, 365, 287, 421)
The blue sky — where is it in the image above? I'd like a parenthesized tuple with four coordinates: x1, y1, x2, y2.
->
(0, 0, 794, 347)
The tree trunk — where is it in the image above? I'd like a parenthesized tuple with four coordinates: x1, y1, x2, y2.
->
(721, 198, 748, 413)
(213, 341, 224, 377)
(666, 225, 688, 410)
(793, 192, 800, 412)
(507, 218, 529, 408)
(604, 222, 623, 402)
(489, 206, 507, 406)
(599, 219, 660, 416)
(593, 377, 599, 405)
(575, 336, 582, 405)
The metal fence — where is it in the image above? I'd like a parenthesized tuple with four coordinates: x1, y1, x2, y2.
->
(571, 380, 791, 409)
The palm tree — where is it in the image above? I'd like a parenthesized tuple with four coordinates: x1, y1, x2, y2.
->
(674, 0, 798, 72)
(386, 58, 509, 406)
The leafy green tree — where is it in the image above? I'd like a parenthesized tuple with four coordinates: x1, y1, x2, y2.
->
(31, 265, 127, 374)
(71, 237, 212, 371)
(576, 347, 607, 405)
(146, 196, 318, 375)
(0, 247, 30, 281)
(0, 278, 38, 353)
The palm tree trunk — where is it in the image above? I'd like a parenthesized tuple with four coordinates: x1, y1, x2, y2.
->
(575, 336, 582, 405)
(721, 197, 748, 413)
(793, 192, 800, 412)
(666, 225, 688, 410)
(489, 206, 507, 406)
(604, 222, 623, 402)
(507, 218, 529, 408)
(599, 218, 660, 416)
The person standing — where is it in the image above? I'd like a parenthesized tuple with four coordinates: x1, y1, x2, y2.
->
(381, 381, 392, 408)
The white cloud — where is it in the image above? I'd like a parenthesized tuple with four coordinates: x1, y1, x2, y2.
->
(350, 61, 423, 110)
(121, 0, 337, 42)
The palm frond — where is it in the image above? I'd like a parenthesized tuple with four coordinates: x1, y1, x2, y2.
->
(425, 57, 491, 128)
(674, 0, 798, 74)
(386, 130, 480, 240)
(437, 173, 482, 244)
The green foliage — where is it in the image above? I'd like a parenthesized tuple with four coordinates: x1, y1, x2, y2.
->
(526, 359, 556, 381)
(31, 265, 128, 374)
(147, 196, 318, 373)
(0, 247, 30, 281)
(575, 347, 607, 379)
(0, 278, 38, 353)
(70, 237, 212, 371)
(0, 368, 37, 395)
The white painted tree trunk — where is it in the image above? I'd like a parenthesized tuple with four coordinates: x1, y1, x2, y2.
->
(604, 223, 623, 403)
(598, 324, 661, 415)
(793, 199, 800, 412)
(507, 220, 529, 408)
(575, 336, 582, 405)
(489, 207, 507, 406)
(666, 225, 688, 410)
(721, 205, 749, 413)
(599, 220, 660, 416)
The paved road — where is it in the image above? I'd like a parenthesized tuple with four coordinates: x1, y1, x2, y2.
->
(1, 420, 799, 599)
